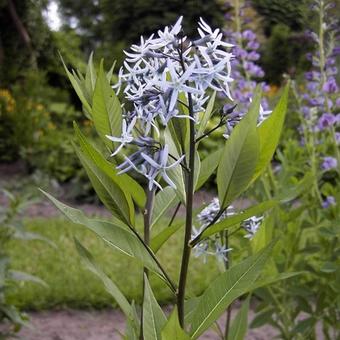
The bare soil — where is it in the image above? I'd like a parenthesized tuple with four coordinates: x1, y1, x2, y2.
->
(9, 308, 278, 340)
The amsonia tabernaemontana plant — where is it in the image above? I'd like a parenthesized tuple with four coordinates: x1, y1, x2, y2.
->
(42, 17, 294, 339)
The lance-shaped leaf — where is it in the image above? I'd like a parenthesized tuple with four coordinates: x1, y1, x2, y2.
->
(8, 270, 47, 287)
(151, 222, 183, 253)
(161, 308, 191, 340)
(164, 128, 186, 204)
(228, 295, 251, 340)
(196, 148, 223, 190)
(190, 241, 275, 338)
(193, 201, 276, 243)
(252, 83, 289, 182)
(92, 59, 122, 147)
(142, 275, 167, 340)
(193, 150, 201, 192)
(85, 52, 97, 99)
(75, 146, 133, 225)
(74, 123, 145, 208)
(217, 87, 261, 209)
(74, 238, 132, 317)
(197, 91, 216, 139)
(249, 272, 302, 291)
(168, 92, 190, 156)
(60, 54, 92, 115)
(151, 187, 178, 228)
(41, 191, 167, 282)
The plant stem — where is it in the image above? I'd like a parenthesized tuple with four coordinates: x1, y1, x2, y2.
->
(143, 189, 155, 277)
(127, 221, 177, 293)
(189, 209, 226, 247)
(140, 188, 155, 339)
(195, 119, 224, 143)
(168, 202, 181, 227)
(223, 231, 232, 340)
(177, 90, 196, 328)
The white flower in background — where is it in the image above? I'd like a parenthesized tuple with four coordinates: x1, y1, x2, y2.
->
(192, 197, 264, 262)
(242, 215, 263, 239)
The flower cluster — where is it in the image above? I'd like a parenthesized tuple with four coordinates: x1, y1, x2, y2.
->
(297, 0, 339, 208)
(107, 17, 234, 190)
(300, 1, 340, 133)
(222, 1, 271, 137)
(192, 198, 263, 262)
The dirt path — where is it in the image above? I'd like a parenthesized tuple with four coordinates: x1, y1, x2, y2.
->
(12, 308, 277, 340)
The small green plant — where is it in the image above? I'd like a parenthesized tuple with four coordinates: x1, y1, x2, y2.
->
(0, 190, 51, 337)
(44, 17, 292, 339)
(249, 1, 340, 338)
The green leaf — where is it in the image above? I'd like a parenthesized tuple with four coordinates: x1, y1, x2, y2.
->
(74, 238, 132, 317)
(40, 191, 166, 281)
(151, 222, 183, 253)
(291, 317, 316, 336)
(184, 297, 200, 325)
(75, 146, 133, 225)
(193, 151, 201, 192)
(250, 308, 274, 328)
(161, 308, 191, 340)
(106, 60, 116, 83)
(196, 148, 223, 190)
(228, 295, 251, 340)
(152, 187, 179, 228)
(217, 87, 261, 209)
(196, 201, 276, 242)
(164, 128, 186, 204)
(249, 272, 302, 291)
(8, 270, 47, 287)
(320, 262, 337, 273)
(14, 230, 57, 249)
(85, 52, 96, 99)
(190, 241, 275, 338)
(197, 91, 216, 139)
(252, 83, 289, 182)
(60, 54, 92, 115)
(168, 92, 190, 155)
(142, 275, 167, 340)
(92, 59, 122, 147)
(275, 172, 313, 203)
(74, 122, 145, 208)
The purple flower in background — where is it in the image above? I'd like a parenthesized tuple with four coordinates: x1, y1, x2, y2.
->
(335, 132, 340, 145)
(318, 113, 336, 130)
(223, 0, 271, 137)
(322, 77, 338, 93)
(322, 196, 336, 208)
(242, 29, 256, 41)
(322, 156, 338, 171)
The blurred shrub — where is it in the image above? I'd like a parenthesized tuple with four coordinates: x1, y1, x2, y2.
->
(260, 24, 313, 84)
(0, 70, 92, 188)
(252, 0, 313, 83)
(0, 89, 17, 162)
(252, 0, 307, 34)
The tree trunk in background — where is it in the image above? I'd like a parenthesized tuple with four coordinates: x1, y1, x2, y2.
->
(6, 0, 37, 68)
